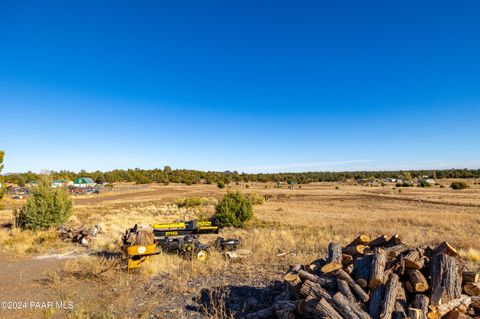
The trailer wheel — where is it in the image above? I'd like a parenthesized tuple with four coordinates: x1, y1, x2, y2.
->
(196, 249, 208, 261)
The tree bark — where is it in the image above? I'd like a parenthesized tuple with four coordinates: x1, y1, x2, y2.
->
(321, 242, 343, 273)
(354, 254, 373, 288)
(335, 268, 370, 303)
(413, 294, 429, 319)
(432, 241, 459, 257)
(369, 285, 385, 319)
(430, 254, 462, 305)
(315, 298, 344, 319)
(297, 269, 335, 289)
(330, 292, 372, 319)
(370, 247, 387, 289)
(337, 278, 357, 303)
(379, 272, 400, 319)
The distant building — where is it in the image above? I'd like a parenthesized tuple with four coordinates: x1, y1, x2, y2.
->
(51, 179, 66, 188)
(74, 177, 96, 188)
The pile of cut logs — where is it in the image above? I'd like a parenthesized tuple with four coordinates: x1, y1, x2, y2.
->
(58, 224, 101, 246)
(247, 234, 480, 319)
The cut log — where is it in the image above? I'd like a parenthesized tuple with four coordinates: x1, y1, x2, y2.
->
(463, 271, 480, 284)
(404, 250, 425, 269)
(273, 300, 297, 319)
(427, 295, 472, 319)
(413, 294, 429, 319)
(431, 254, 462, 305)
(407, 269, 429, 293)
(350, 234, 372, 246)
(283, 272, 302, 297)
(330, 292, 371, 319)
(299, 280, 331, 300)
(321, 242, 343, 273)
(408, 308, 423, 319)
(335, 268, 370, 303)
(464, 282, 480, 296)
(354, 254, 373, 288)
(369, 247, 387, 289)
(444, 310, 473, 319)
(379, 272, 400, 319)
(369, 235, 390, 248)
(369, 285, 385, 319)
(343, 253, 354, 266)
(297, 269, 335, 289)
(343, 244, 367, 256)
(432, 241, 459, 257)
(337, 278, 357, 303)
(345, 263, 354, 275)
(393, 301, 407, 319)
(386, 234, 403, 247)
(385, 244, 410, 258)
(315, 298, 344, 319)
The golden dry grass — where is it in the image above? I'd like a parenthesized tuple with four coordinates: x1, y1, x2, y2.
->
(0, 181, 479, 318)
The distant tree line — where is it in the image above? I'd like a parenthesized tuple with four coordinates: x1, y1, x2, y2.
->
(3, 167, 480, 186)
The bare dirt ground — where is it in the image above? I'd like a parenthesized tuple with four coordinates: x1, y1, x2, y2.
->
(1, 181, 479, 318)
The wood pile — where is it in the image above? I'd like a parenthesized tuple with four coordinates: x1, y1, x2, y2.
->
(246, 234, 480, 319)
(58, 224, 102, 246)
(123, 224, 154, 245)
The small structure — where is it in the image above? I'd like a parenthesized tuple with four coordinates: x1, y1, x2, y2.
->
(73, 177, 96, 188)
(51, 179, 66, 188)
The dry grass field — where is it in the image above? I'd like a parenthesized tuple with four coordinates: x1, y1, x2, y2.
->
(0, 181, 479, 318)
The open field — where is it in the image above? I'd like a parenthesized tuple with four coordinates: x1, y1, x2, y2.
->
(1, 181, 479, 318)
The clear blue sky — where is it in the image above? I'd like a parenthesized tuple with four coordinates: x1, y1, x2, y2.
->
(1, 1, 479, 173)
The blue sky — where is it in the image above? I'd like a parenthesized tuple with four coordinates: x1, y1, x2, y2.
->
(1, 1, 479, 173)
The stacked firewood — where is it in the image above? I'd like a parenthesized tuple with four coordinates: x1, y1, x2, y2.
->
(247, 234, 480, 319)
(58, 224, 102, 246)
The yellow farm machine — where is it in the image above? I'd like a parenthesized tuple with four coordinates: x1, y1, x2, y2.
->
(122, 219, 239, 270)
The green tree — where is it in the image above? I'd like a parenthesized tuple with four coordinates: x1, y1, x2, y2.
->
(214, 192, 253, 227)
(16, 179, 73, 230)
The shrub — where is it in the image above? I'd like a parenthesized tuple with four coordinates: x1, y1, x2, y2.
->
(246, 192, 265, 205)
(245, 184, 250, 189)
(418, 180, 431, 187)
(396, 182, 412, 187)
(16, 182, 73, 230)
(176, 197, 216, 208)
(214, 192, 253, 227)
(217, 181, 225, 189)
(450, 181, 468, 190)
(439, 185, 445, 188)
